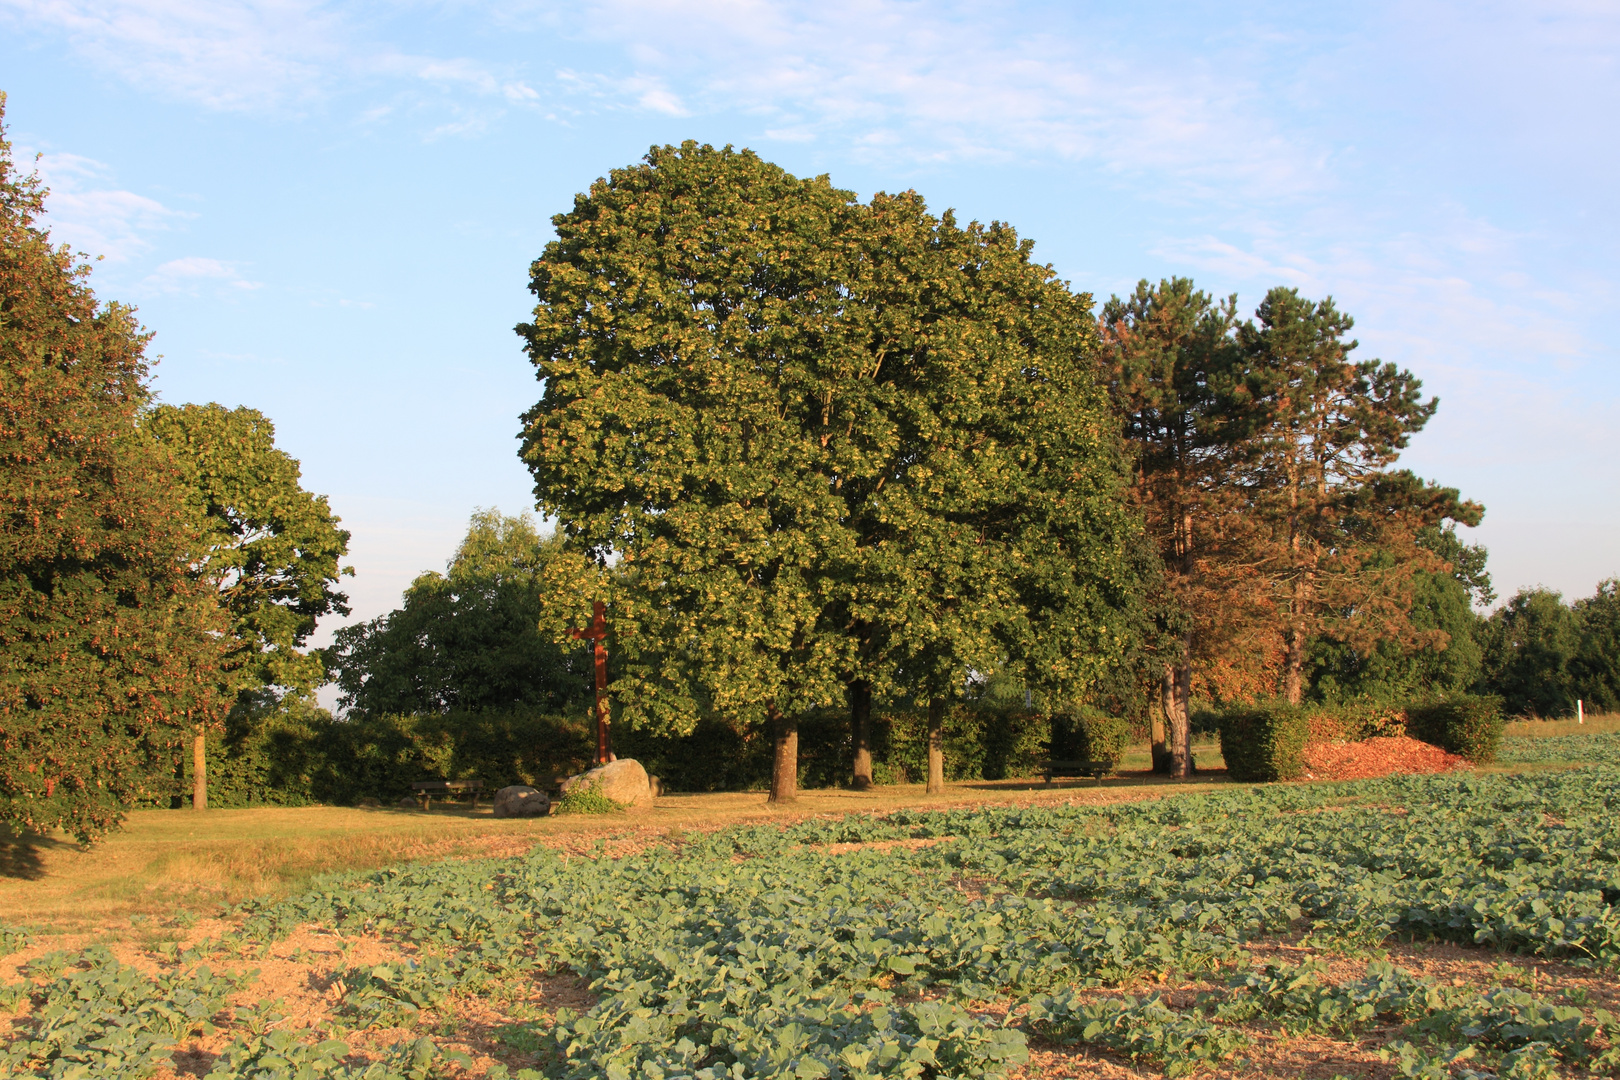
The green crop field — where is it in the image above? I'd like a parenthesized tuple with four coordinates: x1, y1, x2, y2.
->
(0, 734, 1615, 1079)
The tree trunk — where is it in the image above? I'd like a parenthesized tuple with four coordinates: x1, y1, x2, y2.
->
(850, 679, 873, 790)
(1163, 659, 1192, 778)
(1283, 625, 1306, 705)
(769, 705, 798, 804)
(926, 697, 945, 794)
(1150, 694, 1169, 774)
(192, 730, 207, 811)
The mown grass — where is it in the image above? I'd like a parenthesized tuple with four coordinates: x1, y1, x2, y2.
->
(0, 745, 1231, 933)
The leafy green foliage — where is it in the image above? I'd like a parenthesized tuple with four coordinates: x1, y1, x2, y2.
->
(1499, 733, 1620, 766)
(1479, 580, 1620, 717)
(1406, 695, 1505, 763)
(0, 96, 227, 840)
(1214, 958, 1441, 1034)
(339, 958, 463, 1027)
(1025, 990, 1248, 1076)
(1308, 526, 1492, 705)
(157, 707, 594, 808)
(1049, 708, 1130, 769)
(142, 402, 351, 704)
(552, 781, 621, 815)
(3, 745, 1619, 1077)
(1215, 703, 1309, 781)
(330, 511, 590, 718)
(517, 143, 1139, 804)
(1, 948, 250, 1077)
(1480, 588, 1583, 718)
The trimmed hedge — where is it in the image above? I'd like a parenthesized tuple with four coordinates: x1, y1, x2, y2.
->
(159, 698, 1054, 807)
(1217, 703, 1310, 782)
(1405, 695, 1504, 763)
(1049, 707, 1129, 768)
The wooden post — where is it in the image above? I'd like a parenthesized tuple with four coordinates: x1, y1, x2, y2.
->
(570, 601, 612, 764)
(192, 730, 206, 811)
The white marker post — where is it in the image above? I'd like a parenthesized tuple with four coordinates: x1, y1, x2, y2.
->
(1578, 699, 1584, 725)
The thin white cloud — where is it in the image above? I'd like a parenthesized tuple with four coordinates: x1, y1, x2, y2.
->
(536, 0, 1326, 197)
(26, 148, 185, 261)
(1, 0, 519, 112)
(142, 255, 263, 294)
(1, 0, 343, 109)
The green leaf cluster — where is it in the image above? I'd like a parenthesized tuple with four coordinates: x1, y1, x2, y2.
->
(0, 96, 228, 840)
(517, 142, 1139, 743)
(142, 402, 351, 703)
(329, 510, 590, 717)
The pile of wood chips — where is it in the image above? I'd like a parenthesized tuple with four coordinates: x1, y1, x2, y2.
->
(1301, 735, 1472, 781)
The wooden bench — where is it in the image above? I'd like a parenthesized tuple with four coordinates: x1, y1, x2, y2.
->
(410, 780, 484, 810)
(1041, 759, 1112, 784)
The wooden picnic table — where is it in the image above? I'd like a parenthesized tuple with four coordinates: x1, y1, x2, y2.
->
(410, 780, 484, 810)
(1040, 759, 1112, 785)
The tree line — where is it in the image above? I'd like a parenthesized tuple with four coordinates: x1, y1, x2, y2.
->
(4, 116, 1611, 832)
(504, 142, 1485, 799)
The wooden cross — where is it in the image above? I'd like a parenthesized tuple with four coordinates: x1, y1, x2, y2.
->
(569, 600, 611, 764)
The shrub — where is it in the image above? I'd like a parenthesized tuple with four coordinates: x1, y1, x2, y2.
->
(1217, 703, 1310, 782)
(1050, 708, 1129, 768)
(1405, 695, 1504, 763)
(553, 781, 622, 814)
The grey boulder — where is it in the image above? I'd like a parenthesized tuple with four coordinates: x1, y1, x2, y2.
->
(559, 758, 653, 810)
(493, 785, 551, 818)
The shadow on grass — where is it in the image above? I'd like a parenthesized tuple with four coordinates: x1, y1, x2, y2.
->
(0, 827, 74, 880)
(957, 769, 1231, 793)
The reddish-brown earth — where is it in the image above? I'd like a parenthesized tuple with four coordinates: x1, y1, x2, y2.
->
(1302, 735, 1471, 781)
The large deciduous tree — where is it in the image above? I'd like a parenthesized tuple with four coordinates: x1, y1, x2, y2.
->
(0, 97, 227, 840)
(329, 510, 589, 717)
(519, 143, 1140, 801)
(831, 198, 1138, 793)
(519, 144, 863, 803)
(143, 403, 351, 709)
(1235, 288, 1482, 704)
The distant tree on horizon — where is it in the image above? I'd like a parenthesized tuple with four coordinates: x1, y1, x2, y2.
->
(328, 509, 589, 718)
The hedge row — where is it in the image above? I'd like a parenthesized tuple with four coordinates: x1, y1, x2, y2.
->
(160, 699, 1057, 807)
(1216, 694, 1506, 782)
(1405, 696, 1505, 763)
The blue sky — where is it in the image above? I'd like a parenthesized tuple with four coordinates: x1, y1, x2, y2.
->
(3, 0, 1618, 675)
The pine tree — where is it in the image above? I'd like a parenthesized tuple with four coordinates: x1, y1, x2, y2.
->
(1235, 288, 1481, 704)
(1098, 278, 1263, 775)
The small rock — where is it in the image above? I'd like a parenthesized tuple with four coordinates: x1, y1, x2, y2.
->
(649, 775, 664, 798)
(493, 785, 551, 818)
(559, 758, 653, 810)
(397, 795, 420, 809)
